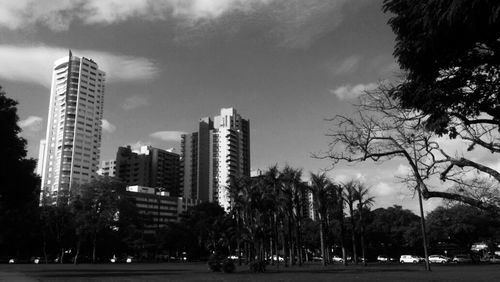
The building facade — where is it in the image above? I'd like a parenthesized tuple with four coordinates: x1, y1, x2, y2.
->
(39, 52, 105, 202)
(124, 185, 199, 236)
(181, 108, 250, 211)
(97, 159, 116, 177)
(115, 145, 181, 196)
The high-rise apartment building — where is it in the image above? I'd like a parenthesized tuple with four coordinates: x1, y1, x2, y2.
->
(181, 108, 250, 211)
(115, 145, 181, 196)
(97, 159, 116, 177)
(39, 52, 105, 202)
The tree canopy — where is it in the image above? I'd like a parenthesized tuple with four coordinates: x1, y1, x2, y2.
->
(0, 86, 40, 256)
(383, 0, 500, 135)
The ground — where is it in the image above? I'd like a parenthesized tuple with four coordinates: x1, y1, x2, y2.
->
(1, 262, 499, 281)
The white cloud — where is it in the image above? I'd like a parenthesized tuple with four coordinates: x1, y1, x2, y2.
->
(19, 115, 43, 132)
(128, 141, 149, 153)
(0, 0, 369, 48)
(330, 82, 378, 100)
(150, 131, 186, 142)
(0, 45, 159, 87)
(101, 119, 116, 133)
(329, 55, 362, 75)
(372, 182, 397, 196)
(122, 96, 150, 110)
(396, 164, 410, 177)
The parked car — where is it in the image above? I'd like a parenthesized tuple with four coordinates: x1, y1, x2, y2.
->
(428, 255, 450, 264)
(400, 255, 423, 264)
(452, 254, 473, 263)
(377, 255, 390, 263)
(312, 256, 323, 262)
(268, 255, 284, 262)
(332, 255, 344, 263)
(489, 255, 500, 263)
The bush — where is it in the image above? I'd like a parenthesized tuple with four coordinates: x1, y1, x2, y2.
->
(207, 254, 221, 272)
(249, 260, 266, 272)
(221, 258, 235, 273)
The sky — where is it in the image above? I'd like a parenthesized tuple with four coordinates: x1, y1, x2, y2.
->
(0, 0, 448, 213)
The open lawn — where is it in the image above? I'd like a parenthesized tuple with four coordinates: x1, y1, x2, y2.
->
(1, 262, 500, 282)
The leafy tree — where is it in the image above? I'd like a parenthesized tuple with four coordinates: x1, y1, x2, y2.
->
(427, 204, 500, 252)
(383, 0, 500, 135)
(71, 176, 124, 263)
(366, 206, 420, 257)
(0, 86, 40, 257)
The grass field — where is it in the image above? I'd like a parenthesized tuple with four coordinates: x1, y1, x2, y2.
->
(1, 262, 499, 281)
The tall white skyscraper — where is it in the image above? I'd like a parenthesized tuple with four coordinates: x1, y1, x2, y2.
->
(181, 108, 250, 211)
(39, 51, 105, 202)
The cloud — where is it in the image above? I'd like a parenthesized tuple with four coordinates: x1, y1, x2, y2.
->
(396, 164, 411, 177)
(122, 96, 150, 110)
(150, 131, 186, 142)
(0, 0, 370, 48)
(101, 119, 116, 133)
(328, 55, 362, 75)
(372, 182, 398, 197)
(330, 82, 378, 100)
(19, 116, 43, 132)
(0, 45, 159, 87)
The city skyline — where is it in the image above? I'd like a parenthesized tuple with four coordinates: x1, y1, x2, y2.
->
(0, 0, 464, 213)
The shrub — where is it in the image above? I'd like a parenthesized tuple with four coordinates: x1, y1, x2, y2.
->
(221, 258, 235, 273)
(249, 260, 266, 273)
(207, 254, 221, 272)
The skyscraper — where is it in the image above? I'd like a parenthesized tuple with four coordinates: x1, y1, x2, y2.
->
(181, 108, 250, 211)
(39, 51, 105, 202)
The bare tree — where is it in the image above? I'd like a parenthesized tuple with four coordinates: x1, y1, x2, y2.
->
(321, 84, 500, 213)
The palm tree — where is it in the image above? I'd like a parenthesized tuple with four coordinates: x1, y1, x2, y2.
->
(281, 166, 304, 266)
(309, 172, 333, 266)
(343, 180, 358, 264)
(354, 182, 374, 267)
(263, 165, 282, 267)
(332, 184, 348, 265)
(228, 174, 250, 265)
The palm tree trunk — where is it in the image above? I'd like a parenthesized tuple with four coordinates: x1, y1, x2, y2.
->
(340, 215, 347, 266)
(296, 221, 303, 266)
(92, 231, 97, 264)
(349, 205, 358, 264)
(288, 218, 295, 265)
(74, 240, 81, 265)
(359, 208, 367, 267)
(319, 218, 326, 266)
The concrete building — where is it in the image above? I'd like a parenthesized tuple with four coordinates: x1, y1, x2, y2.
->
(181, 108, 250, 211)
(39, 51, 105, 202)
(124, 185, 199, 236)
(115, 146, 181, 196)
(97, 159, 116, 177)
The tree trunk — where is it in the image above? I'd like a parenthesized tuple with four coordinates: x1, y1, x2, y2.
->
(281, 223, 288, 267)
(74, 240, 81, 265)
(359, 207, 367, 267)
(275, 215, 280, 269)
(319, 218, 326, 266)
(288, 217, 295, 265)
(296, 218, 303, 266)
(349, 205, 358, 264)
(92, 232, 97, 264)
(42, 233, 48, 264)
(60, 248, 65, 264)
(340, 211, 347, 266)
